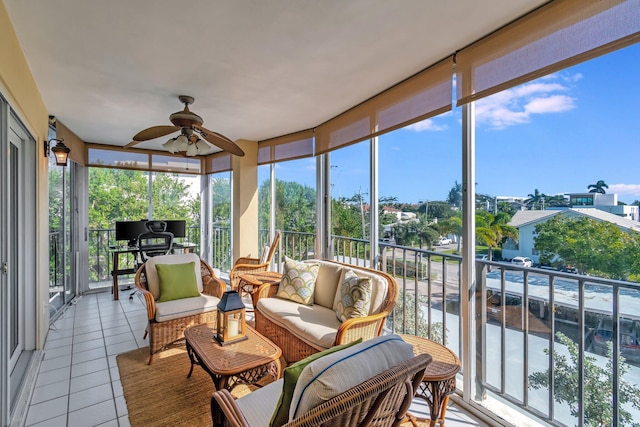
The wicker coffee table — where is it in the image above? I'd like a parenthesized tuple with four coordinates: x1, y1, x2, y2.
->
(184, 324, 282, 392)
(400, 334, 461, 427)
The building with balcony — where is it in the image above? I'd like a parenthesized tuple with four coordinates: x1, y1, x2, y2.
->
(1, 1, 639, 426)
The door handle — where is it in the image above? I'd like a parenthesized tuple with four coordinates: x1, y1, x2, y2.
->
(2, 262, 7, 274)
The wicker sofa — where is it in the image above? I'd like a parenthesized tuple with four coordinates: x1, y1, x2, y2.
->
(134, 253, 225, 363)
(211, 334, 432, 427)
(254, 259, 398, 363)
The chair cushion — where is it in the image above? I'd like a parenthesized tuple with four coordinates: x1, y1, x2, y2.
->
(276, 257, 320, 305)
(154, 294, 219, 322)
(289, 334, 414, 420)
(257, 297, 341, 349)
(236, 379, 283, 427)
(269, 339, 362, 427)
(144, 253, 203, 300)
(155, 262, 201, 302)
(312, 261, 343, 309)
(333, 269, 372, 322)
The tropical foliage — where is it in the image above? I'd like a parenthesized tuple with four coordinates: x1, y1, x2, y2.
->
(587, 180, 609, 194)
(534, 215, 640, 281)
(529, 332, 640, 427)
(475, 211, 517, 261)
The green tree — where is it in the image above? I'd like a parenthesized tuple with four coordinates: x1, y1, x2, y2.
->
(392, 291, 445, 344)
(211, 177, 231, 225)
(526, 188, 547, 210)
(588, 180, 609, 194)
(259, 179, 316, 233)
(447, 181, 462, 208)
(534, 215, 640, 280)
(475, 211, 517, 261)
(529, 332, 640, 427)
(496, 201, 517, 216)
(332, 197, 363, 238)
(438, 215, 462, 251)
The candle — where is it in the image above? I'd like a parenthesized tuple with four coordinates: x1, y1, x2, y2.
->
(228, 317, 239, 337)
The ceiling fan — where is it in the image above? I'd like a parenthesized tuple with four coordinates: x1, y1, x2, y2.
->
(125, 95, 245, 157)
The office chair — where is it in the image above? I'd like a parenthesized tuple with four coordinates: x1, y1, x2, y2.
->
(129, 221, 174, 301)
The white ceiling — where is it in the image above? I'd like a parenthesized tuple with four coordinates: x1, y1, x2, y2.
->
(4, 0, 547, 154)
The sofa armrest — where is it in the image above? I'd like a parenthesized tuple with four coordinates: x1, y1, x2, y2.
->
(211, 389, 249, 427)
(335, 311, 389, 346)
(203, 275, 225, 298)
(255, 282, 280, 302)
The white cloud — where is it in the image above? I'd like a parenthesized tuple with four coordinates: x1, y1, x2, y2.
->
(406, 118, 447, 132)
(608, 184, 640, 201)
(476, 75, 577, 129)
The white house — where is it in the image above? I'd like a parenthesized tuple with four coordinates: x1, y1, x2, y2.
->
(502, 208, 640, 263)
(568, 192, 639, 221)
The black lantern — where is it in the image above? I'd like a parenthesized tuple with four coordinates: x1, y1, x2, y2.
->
(44, 138, 71, 167)
(214, 291, 247, 345)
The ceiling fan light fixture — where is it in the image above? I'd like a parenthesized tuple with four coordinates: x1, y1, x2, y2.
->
(186, 142, 199, 157)
(163, 138, 177, 153)
(175, 134, 189, 151)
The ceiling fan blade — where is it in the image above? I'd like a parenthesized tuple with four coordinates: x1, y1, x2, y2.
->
(133, 125, 180, 141)
(195, 125, 245, 157)
(124, 140, 143, 149)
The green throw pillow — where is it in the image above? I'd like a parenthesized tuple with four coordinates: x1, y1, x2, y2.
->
(269, 339, 362, 427)
(334, 269, 372, 322)
(276, 257, 320, 305)
(155, 262, 200, 302)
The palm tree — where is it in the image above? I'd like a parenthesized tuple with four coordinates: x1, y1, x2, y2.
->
(587, 180, 608, 194)
(525, 189, 546, 210)
(476, 211, 518, 261)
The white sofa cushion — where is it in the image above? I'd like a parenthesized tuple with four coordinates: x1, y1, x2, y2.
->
(155, 294, 219, 323)
(235, 379, 283, 427)
(144, 253, 204, 300)
(257, 297, 341, 350)
(311, 260, 343, 309)
(289, 334, 414, 420)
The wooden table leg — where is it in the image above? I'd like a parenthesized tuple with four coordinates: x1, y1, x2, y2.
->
(112, 251, 119, 301)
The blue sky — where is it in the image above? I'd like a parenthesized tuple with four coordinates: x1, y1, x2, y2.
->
(266, 43, 640, 205)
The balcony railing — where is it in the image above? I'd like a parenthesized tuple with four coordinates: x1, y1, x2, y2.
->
(85, 228, 640, 426)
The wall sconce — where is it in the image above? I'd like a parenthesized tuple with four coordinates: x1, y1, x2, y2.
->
(44, 138, 71, 166)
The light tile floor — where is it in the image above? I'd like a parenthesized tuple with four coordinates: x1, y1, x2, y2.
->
(27, 289, 485, 427)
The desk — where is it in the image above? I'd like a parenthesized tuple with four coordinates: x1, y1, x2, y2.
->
(110, 242, 198, 301)
(399, 334, 461, 427)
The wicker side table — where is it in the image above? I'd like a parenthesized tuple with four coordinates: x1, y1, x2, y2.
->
(184, 324, 282, 392)
(238, 271, 282, 309)
(400, 334, 461, 427)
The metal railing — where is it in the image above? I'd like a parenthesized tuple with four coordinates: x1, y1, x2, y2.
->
(84, 227, 639, 426)
(88, 226, 202, 283)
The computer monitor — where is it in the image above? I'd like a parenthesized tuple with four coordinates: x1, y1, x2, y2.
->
(164, 220, 186, 238)
(115, 220, 148, 246)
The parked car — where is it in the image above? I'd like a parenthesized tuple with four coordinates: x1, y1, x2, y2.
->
(476, 254, 489, 261)
(436, 236, 452, 246)
(590, 317, 640, 364)
(511, 256, 533, 267)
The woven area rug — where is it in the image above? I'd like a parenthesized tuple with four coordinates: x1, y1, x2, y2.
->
(117, 344, 433, 426)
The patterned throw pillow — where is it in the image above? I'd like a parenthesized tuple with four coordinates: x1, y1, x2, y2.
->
(334, 269, 371, 322)
(276, 257, 320, 305)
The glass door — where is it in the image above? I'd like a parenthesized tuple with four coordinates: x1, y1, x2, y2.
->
(1, 102, 37, 425)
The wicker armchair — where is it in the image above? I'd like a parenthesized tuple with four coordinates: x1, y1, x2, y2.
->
(211, 353, 432, 427)
(134, 253, 226, 364)
(229, 230, 280, 291)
